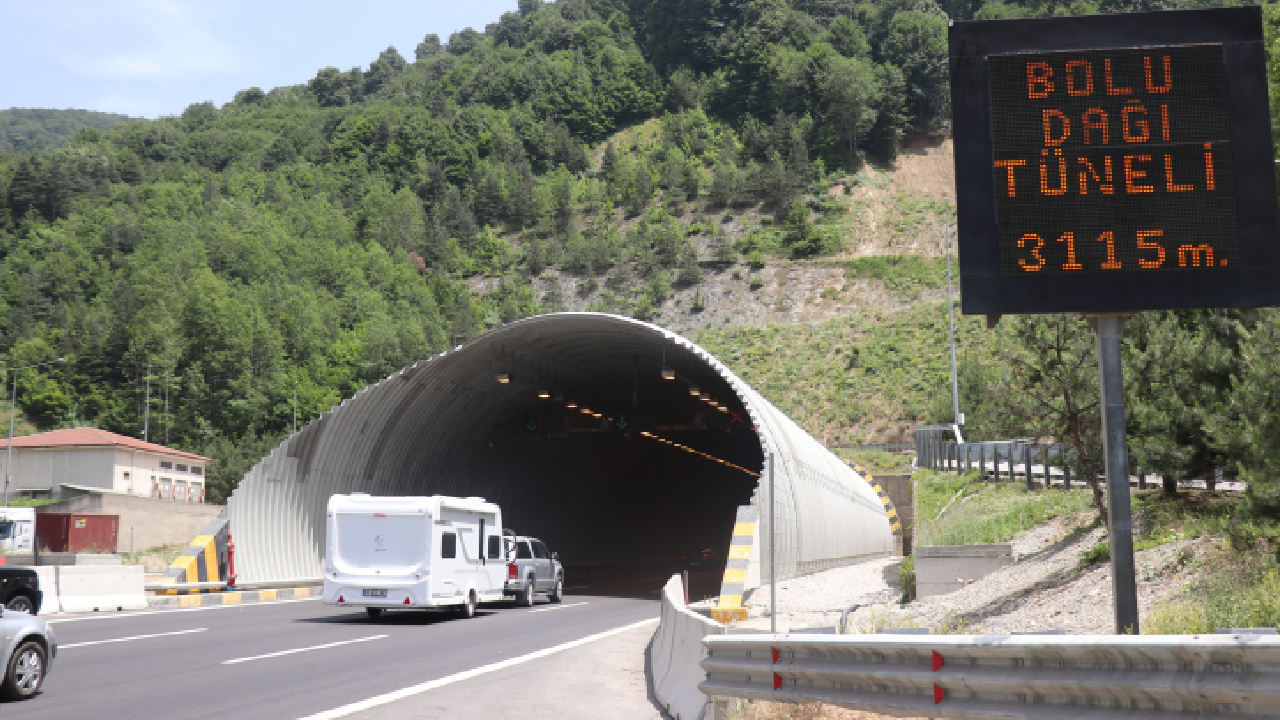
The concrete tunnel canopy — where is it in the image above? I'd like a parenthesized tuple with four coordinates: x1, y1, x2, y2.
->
(227, 313, 892, 583)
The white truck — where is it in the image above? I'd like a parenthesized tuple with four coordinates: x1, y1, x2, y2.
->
(322, 493, 506, 619)
(0, 508, 36, 555)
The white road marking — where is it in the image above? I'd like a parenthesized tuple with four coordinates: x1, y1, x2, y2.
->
(528, 601, 588, 613)
(48, 597, 319, 624)
(60, 627, 208, 649)
(224, 634, 389, 665)
(298, 617, 659, 720)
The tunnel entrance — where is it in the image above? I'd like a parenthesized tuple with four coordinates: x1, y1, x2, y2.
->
(405, 345, 764, 592)
(228, 313, 893, 585)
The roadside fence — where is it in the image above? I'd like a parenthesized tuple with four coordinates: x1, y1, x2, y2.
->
(915, 425, 1075, 490)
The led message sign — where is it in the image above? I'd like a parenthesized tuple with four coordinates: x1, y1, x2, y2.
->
(949, 7, 1280, 314)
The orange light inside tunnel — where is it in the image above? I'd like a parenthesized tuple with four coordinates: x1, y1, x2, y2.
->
(638, 431, 760, 477)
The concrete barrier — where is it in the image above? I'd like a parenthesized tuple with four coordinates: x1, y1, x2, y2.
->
(652, 574, 726, 720)
(56, 565, 147, 612)
(915, 543, 1013, 597)
(32, 566, 59, 614)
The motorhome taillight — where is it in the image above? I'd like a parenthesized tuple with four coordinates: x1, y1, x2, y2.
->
(374, 513, 386, 517)
(403, 597, 411, 605)
(508, 564, 518, 580)
(338, 595, 344, 603)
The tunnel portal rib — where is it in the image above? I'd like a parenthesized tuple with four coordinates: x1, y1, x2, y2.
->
(227, 313, 892, 584)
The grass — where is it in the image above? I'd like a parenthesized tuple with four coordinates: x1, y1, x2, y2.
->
(832, 448, 912, 475)
(1144, 550, 1280, 634)
(839, 255, 955, 300)
(0, 498, 57, 507)
(695, 302, 994, 445)
(121, 543, 187, 573)
(912, 469, 1094, 547)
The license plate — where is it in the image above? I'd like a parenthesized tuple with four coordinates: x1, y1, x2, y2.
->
(362, 589, 387, 598)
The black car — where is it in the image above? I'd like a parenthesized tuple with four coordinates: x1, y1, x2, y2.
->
(0, 568, 41, 615)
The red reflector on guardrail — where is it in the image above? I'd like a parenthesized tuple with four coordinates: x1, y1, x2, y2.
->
(932, 650, 944, 671)
(773, 673, 782, 690)
(934, 684, 945, 704)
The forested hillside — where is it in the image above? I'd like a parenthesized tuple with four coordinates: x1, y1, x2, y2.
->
(0, 109, 138, 154)
(1, 0, 1274, 500)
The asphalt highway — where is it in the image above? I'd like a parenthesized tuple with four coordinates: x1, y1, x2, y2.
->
(1, 569, 718, 720)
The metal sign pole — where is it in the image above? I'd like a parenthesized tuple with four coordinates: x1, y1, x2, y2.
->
(769, 452, 776, 635)
(1091, 314, 1139, 634)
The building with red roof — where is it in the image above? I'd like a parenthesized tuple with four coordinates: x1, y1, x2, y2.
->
(0, 427, 210, 502)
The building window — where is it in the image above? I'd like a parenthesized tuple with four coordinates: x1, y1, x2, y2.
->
(176, 464, 188, 472)
(160, 461, 173, 470)
(192, 466, 203, 476)
(123, 471, 130, 479)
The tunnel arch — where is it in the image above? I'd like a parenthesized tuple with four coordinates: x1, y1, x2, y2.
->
(227, 313, 891, 583)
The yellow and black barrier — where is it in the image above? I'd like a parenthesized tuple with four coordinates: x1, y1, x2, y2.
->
(155, 517, 228, 595)
(711, 505, 758, 623)
(851, 463, 903, 538)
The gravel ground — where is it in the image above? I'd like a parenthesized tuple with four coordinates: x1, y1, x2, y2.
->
(711, 516, 1214, 719)
(724, 512, 1211, 636)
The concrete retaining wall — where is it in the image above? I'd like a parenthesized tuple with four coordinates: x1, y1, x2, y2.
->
(915, 544, 1013, 598)
(652, 574, 727, 720)
(876, 474, 914, 556)
(37, 494, 223, 553)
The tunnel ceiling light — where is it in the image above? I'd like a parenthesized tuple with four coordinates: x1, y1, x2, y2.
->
(661, 366, 675, 380)
(566, 399, 578, 408)
(593, 412, 602, 418)
(638, 431, 760, 477)
(538, 389, 551, 399)
(718, 406, 730, 413)
(707, 398, 718, 407)
(496, 372, 510, 384)
(688, 385, 700, 396)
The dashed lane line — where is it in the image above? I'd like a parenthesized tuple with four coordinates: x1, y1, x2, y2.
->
(60, 627, 208, 649)
(528, 601, 589, 613)
(224, 635, 389, 665)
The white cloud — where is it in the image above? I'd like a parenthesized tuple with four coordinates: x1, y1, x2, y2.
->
(45, 0, 248, 81)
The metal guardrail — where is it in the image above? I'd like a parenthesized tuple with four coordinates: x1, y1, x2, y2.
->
(700, 632, 1280, 718)
(146, 581, 227, 591)
(145, 577, 322, 592)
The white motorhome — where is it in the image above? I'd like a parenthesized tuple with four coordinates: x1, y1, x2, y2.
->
(322, 493, 506, 619)
(0, 508, 35, 554)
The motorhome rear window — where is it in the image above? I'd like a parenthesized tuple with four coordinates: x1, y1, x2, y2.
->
(487, 535, 501, 560)
(441, 532, 457, 559)
(334, 512, 428, 570)
(532, 541, 549, 559)
(516, 542, 532, 559)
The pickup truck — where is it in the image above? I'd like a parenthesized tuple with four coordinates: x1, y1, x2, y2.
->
(502, 532, 563, 606)
(0, 567, 41, 615)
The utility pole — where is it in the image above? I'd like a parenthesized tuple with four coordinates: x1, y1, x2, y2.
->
(944, 207, 962, 429)
(143, 364, 151, 443)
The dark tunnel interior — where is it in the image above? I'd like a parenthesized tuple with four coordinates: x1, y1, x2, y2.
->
(425, 348, 764, 589)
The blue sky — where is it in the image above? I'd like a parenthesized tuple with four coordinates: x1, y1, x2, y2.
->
(1, 0, 520, 119)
